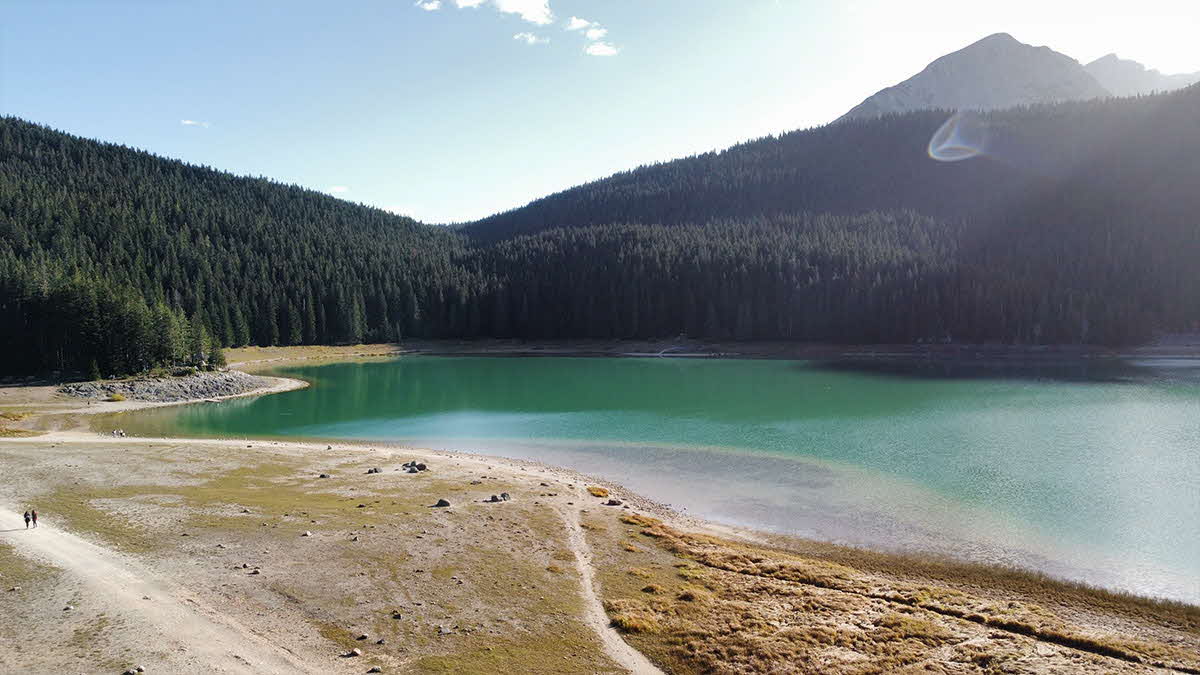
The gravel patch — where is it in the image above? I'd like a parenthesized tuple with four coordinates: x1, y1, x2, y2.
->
(59, 371, 270, 403)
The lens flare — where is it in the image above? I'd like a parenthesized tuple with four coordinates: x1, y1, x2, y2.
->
(928, 111, 989, 162)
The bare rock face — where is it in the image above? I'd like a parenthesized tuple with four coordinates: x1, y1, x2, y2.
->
(838, 33, 1110, 122)
(1085, 53, 1200, 97)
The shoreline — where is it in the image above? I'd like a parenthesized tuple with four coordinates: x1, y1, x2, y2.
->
(32, 345, 1200, 605)
(10, 346, 1200, 607)
(1, 345, 1198, 672)
(217, 339, 1200, 368)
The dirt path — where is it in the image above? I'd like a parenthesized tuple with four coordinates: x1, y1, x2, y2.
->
(558, 503, 665, 675)
(0, 505, 320, 674)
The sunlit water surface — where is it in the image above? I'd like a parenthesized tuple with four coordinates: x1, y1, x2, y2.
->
(119, 356, 1200, 603)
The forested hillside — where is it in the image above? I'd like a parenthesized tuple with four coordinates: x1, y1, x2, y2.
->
(0, 118, 484, 375)
(470, 84, 1200, 239)
(3, 85, 1199, 376)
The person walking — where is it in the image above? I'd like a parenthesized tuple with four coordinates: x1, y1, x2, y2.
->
(23, 511, 30, 529)
(31, 509, 38, 528)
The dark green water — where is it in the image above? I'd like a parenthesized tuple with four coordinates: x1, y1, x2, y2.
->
(121, 356, 1200, 602)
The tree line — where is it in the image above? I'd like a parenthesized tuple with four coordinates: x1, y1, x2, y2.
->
(2, 85, 1198, 376)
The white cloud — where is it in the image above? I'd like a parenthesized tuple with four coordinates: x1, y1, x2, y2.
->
(566, 15, 618, 55)
(328, 186, 349, 194)
(584, 41, 619, 57)
(444, 0, 549, 24)
(180, 119, 210, 128)
(565, 16, 592, 31)
(513, 32, 548, 45)
(424, 1, 618, 52)
(492, 0, 552, 25)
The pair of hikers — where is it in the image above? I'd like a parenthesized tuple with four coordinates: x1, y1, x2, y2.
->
(23, 509, 37, 529)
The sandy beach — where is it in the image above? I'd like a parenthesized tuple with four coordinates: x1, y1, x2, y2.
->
(1, 346, 1197, 674)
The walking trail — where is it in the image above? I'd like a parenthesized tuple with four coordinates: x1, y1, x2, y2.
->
(0, 505, 318, 674)
(558, 503, 666, 675)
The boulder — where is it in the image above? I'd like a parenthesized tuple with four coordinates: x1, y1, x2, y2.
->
(605, 499, 623, 507)
(416, 463, 427, 471)
(500, 492, 510, 501)
(433, 499, 451, 508)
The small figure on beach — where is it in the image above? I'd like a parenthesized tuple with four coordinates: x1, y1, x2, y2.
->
(23, 511, 31, 528)
(31, 509, 38, 528)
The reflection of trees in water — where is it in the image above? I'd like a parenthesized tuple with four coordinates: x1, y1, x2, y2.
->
(808, 358, 1200, 385)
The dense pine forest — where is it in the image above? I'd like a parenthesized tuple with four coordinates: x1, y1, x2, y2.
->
(2, 84, 1199, 376)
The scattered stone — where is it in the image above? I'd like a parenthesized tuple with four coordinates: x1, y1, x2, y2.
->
(438, 625, 453, 635)
(416, 463, 427, 471)
(433, 499, 451, 508)
(327, 445, 333, 450)
(375, 638, 386, 645)
(357, 504, 366, 508)
(63, 605, 74, 611)
(368, 667, 383, 673)
(406, 467, 419, 474)
(319, 473, 331, 479)
(59, 370, 268, 402)
(500, 492, 510, 501)
(345, 648, 363, 658)
(302, 531, 313, 537)
(605, 499, 623, 507)
(249, 569, 261, 575)
(357, 633, 369, 641)
(351, 535, 360, 542)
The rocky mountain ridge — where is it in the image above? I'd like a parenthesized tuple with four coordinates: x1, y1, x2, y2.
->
(839, 33, 1197, 122)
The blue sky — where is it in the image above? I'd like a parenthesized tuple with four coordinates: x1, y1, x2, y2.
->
(3, 0, 1198, 223)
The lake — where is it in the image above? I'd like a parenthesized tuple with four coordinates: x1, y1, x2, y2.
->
(119, 356, 1200, 603)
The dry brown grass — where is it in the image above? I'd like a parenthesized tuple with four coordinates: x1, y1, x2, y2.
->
(586, 486, 610, 498)
(587, 511, 1200, 675)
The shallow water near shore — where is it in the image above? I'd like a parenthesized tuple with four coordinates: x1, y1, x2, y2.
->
(118, 356, 1200, 603)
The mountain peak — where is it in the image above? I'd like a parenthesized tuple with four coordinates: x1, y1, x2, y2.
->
(974, 32, 1019, 45)
(838, 34, 1108, 123)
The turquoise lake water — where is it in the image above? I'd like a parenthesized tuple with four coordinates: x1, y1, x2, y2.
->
(120, 356, 1200, 603)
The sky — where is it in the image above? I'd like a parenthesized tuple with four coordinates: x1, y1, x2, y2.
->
(3, 0, 1198, 224)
